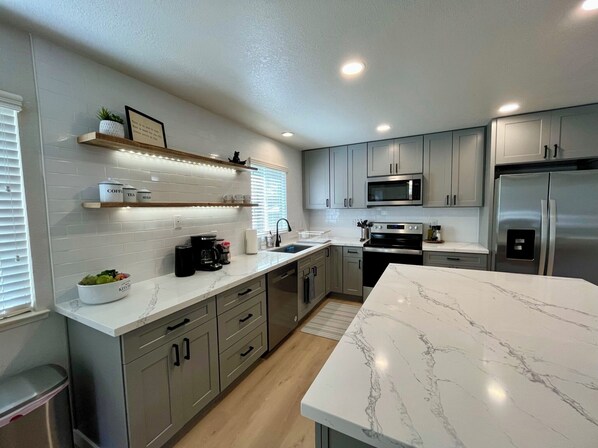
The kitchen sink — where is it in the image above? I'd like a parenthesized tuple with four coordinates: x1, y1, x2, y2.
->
(270, 244, 312, 254)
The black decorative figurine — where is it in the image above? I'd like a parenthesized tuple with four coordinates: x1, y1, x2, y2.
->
(228, 151, 247, 165)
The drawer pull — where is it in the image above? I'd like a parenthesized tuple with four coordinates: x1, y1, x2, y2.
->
(173, 344, 181, 367)
(183, 338, 191, 360)
(238, 288, 253, 296)
(446, 257, 461, 261)
(240, 346, 254, 357)
(347, 250, 358, 254)
(167, 318, 190, 332)
(239, 313, 253, 323)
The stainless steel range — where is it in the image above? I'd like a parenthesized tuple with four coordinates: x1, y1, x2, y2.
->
(363, 222, 423, 299)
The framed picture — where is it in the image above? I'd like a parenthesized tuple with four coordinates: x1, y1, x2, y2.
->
(125, 106, 167, 148)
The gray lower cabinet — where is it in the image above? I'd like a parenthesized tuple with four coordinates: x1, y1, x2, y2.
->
(329, 246, 343, 293)
(423, 251, 488, 270)
(496, 105, 598, 165)
(219, 323, 267, 390)
(298, 249, 327, 320)
(423, 128, 484, 207)
(124, 319, 219, 448)
(304, 148, 330, 209)
(342, 247, 363, 296)
(316, 423, 373, 448)
(68, 298, 220, 448)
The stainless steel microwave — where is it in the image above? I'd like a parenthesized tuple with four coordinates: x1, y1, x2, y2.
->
(366, 174, 423, 206)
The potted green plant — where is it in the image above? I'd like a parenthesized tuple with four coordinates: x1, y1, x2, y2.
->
(97, 107, 125, 138)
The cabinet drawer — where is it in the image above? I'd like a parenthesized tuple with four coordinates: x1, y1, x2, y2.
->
(122, 298, 216, 364)
(311, 249, 326, 264)
(218, 292, 266, 353)
(219, 323, 267, 390)
(216, 276, 266, 315)
(424, 252, 488, 270)
(298, 255, 312, 272)
(343, 247, 362, 258)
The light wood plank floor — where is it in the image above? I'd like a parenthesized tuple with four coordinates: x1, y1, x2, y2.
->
(172, 298, 357, 448)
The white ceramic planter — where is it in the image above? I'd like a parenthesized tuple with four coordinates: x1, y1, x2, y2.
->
(99, 120, 125, 138)
(98, 180, 123, 202)
(123, 185, 138, 203)
(77, 275, 132, 305)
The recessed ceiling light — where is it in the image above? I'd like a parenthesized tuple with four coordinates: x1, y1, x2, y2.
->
(281, 132, 294, 137)
(582, 0, 598, 10)
(498, 103, 520, 114)
(341, 61, 365, 77)
(376, 124, 391, 132)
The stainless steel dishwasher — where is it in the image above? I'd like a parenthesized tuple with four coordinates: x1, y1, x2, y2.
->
(267, 262, 298, 351)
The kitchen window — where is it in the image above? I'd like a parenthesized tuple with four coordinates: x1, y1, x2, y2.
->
(0, 90, 34, 319)
(251, 160, 288, 236)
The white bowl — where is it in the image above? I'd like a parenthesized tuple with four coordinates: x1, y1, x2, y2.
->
(77, 275, 132, 305)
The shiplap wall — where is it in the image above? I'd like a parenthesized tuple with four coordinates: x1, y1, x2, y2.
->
(32, 37, 306, 304)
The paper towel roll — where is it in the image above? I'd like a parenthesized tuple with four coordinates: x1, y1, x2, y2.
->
(245, 229, 258, 255)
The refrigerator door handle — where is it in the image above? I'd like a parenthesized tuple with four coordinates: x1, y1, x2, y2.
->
(547, 199, 557, 276)
(539, 200, 548, 275)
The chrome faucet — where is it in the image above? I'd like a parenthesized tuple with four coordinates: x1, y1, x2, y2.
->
(275, 218, 292, 247)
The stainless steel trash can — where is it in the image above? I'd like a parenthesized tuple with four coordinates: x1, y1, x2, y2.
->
(0, 364, 73, 448)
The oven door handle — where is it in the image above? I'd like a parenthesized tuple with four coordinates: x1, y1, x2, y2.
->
(363, 247, 422, 255)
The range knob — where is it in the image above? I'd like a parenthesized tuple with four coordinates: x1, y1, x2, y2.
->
(408, 226, 413, 230)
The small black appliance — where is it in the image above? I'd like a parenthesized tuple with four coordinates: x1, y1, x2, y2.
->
(190, 235, 223, 271)
(174, 245, 195, 277)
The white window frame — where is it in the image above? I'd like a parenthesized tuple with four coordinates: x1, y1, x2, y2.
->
(0, 89, 36, 320)
(250, 159, 288, 237)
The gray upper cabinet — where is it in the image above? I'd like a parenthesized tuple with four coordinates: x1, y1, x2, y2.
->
(348, 143, 367, 208)
(424, 128, 485, 208)
(367, 137, 423, 177)
(423, 132, 453, 207)
(303, 148, 330, 209)
(451, 128, 484, 207)
(330, 146, 348, 209)
(550, 104, 598, 161)
(367, 140, 393, 177)
(394, 136, 423, 175)
(125, 341, 181, 448)
(329, 143, 367, 209)
(495, 112, 552, 165)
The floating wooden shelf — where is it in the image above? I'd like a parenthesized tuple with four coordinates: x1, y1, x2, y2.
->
(77, 132, 257, 172)
(82, 202, 258, 209)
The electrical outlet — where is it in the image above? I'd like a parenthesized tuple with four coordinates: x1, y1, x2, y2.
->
(173, 215, 182, 230)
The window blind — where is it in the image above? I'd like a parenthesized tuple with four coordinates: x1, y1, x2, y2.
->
(251, 161, 288, 236)
(0, 94, 34, 319)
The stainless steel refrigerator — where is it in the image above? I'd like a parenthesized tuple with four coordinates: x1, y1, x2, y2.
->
(494, 170, 598, 285)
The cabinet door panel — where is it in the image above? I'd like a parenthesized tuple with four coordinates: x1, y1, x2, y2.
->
(550, 105, 598, 160)
(330, 246, 343, 293)
(423, 132, 453, 207)
(313, 259, 327, 304)
(367, 140, 393, 177)
(124, 343, 181, 448)
(348, 143, 367, 208)
(452, 128, 485, 207)
(495, 112, 551, 165)
(394, 136, 423, 175)
(180, 319, 220, 423)
(303, 148, 330, 209)
(343, 256, 362, 296)
(330, 146, 348, 208)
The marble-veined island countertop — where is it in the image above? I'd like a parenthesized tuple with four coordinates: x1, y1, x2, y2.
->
(301, 265, 598, 448)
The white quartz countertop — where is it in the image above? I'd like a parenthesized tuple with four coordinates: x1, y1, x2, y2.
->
(301, 265, 598, 448)
(422, 241, 489, 254)
(54, 239, 363, 337)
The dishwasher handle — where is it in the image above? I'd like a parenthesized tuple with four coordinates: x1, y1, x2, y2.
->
(273, 268, 297, 284)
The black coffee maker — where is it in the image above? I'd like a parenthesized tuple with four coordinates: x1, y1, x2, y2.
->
(190, 235, 223, 271)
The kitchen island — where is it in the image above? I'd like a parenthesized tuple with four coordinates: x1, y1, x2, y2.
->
(301, 265, 598, 448)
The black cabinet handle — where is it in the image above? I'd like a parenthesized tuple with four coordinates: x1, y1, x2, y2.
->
(313, 266, 318, 276)
(238, 288, 252, 296)
(183, 338, 190, 360)
(553, 144, 558, 158)
(240, 346, 254, 357)
(326, 198, 329, 207)
(446, 257, 461, 261)
(173, 344, 181, 366)
(348, 250, 358, 254)
(358, 259, 361, 269)
(167, 318, 190, 332)
(239, 313, 253, 323)
(344, 198, 347, 207)
(446, 194, 449, 206)
(453, 195, 457, 206)
(349, 198, 353, 207)
(544, 145, 548, 159)
(389, 163, 393, 174)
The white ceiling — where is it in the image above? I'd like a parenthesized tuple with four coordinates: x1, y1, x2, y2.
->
(1, 0, 597, 149)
